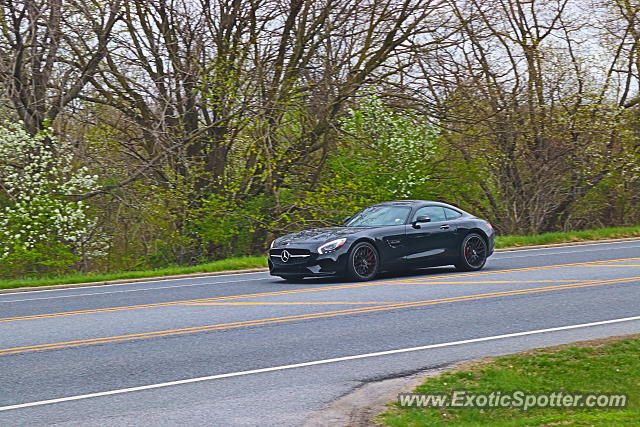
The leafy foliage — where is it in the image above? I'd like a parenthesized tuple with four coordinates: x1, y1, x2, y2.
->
(191, 96, 442, 257)
(0, 124, 101, 277)
(301, 95, 442, 222)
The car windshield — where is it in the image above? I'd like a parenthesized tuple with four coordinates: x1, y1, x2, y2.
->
(345, 205, 411, 227)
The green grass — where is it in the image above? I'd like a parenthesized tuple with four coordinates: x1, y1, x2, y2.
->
(382, 336, 640, 426)
(0, 256, 267, 290)
(495, 225, 640, 248)
(1, 224, 639, 290)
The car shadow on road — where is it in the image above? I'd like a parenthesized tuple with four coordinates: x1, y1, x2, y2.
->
(269, 266, 469, 286)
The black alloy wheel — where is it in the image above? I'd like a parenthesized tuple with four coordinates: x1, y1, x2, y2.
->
(347, 241, 379, 281)
(455, 233, 488, 271)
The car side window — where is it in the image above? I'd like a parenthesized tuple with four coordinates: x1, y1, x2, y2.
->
(444, 208, 462, 220)
(346, 205, 411, 226)
(412, 206, 447, 223)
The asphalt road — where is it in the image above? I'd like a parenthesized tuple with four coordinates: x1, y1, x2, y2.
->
(1, 240, 640, 426)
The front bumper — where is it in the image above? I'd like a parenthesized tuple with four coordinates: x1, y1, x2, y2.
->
(268, 245, 349, 277)
(487, 229, 496, 256)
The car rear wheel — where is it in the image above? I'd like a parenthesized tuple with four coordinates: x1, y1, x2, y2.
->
(347, 241, 379, 281)
(455, 233, 488, 271)
(278, 274, 305, 283)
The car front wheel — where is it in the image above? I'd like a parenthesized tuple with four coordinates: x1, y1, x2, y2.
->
(455, 233, 488, 271)
(347, 241, 379, 281)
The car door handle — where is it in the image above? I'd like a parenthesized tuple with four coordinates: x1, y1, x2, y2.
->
(440, 224, 450, 230)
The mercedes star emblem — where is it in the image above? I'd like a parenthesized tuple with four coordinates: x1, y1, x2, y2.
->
(281, 250, 291, 263)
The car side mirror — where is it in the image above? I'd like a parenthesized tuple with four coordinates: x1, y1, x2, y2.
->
(342, 216, 351, 225)
(412, 215, 431, 228)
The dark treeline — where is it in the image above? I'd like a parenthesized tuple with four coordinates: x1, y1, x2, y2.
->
(0, 0, 638, 277)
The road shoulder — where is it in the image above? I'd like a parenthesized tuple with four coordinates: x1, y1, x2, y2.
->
(309, 333, 640, 426)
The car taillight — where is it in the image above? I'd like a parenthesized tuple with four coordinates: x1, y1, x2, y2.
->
(488, 223, 493, 230)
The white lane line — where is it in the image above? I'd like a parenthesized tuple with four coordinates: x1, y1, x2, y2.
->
(0, 274, 399, 303)
(496, 239, 640, 253)
(1, 315, 639, 413)
(0, 275, 392, 303)
(494, 245, 640, 259)
(0, 272, 271, 300)
(0, 277, 271, 303)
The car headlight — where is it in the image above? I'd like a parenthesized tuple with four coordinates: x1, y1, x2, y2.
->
(270, 239, 276, 249)
(318, 238, 347, 254)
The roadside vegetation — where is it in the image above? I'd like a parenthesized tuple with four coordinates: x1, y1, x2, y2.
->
(494, 225, 640, 248)
(1, 226, 638, 290)
(382, 336, 640, 426)
(0, 256, 267, 291)
(1, 1, 639, 281)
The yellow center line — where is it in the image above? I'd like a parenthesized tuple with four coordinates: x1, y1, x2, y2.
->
(180, 301, 398, 306)
(1, 275, 638, 356)
(393, 280, 582, 284)
(581, 265, 640, 267)
(2, 257, 639, 324)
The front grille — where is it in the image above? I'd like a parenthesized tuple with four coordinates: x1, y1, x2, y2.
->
(270, 248, 311, 256)
(269, 248, 312, 265)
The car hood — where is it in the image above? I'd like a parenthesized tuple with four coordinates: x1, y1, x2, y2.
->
(276, 227, 369, 245)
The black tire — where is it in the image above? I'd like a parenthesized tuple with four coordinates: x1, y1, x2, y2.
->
(278, 275, 305, 283)
(455, 233, 488, 271)
(347, 241, 379, 281)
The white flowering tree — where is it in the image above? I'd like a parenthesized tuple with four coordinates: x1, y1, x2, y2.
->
(0, 124, 100, 277)
(300, 95, 441, 223)
(339, 95, 438, 198)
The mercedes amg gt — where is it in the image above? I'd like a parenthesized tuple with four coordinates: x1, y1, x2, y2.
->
(268, 200, 495, 281)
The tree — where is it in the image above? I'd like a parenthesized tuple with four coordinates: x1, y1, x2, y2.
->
(0, 0, 121, 135)
(405, 0, 633, 234)
(83, 0, 449, 256)
(0, 123, 101, 277)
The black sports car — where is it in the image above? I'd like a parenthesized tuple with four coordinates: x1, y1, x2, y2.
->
(268, 200, 495, 281)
